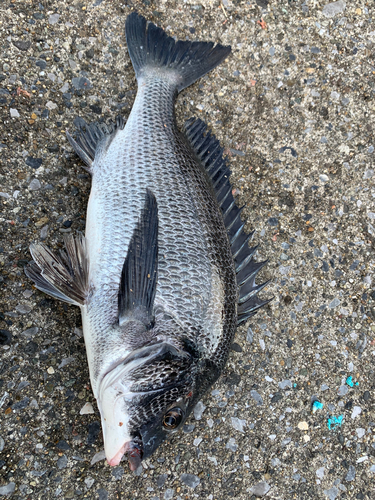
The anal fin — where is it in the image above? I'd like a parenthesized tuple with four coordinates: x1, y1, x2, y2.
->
(25, 234, 89, 307)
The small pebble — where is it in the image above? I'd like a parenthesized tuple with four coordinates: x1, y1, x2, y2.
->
(157, 474, 168, 488)
(193, 437, 202, 447)
(250, 481, 270, 496)
(297, 421, 308, 431)
(279, 379, 292, 390)
(80, 402, 94, 415)
(57, 455, 68, 469)
(323, 487, 339, 500)
(57, 440, 70, 451)
(231, 417, 246, 433)
(329, 298, 340, 308)
(356, 428, 365, 439)
(193, 401, 206, 420)
(10, 108, 20, 118)
(84, 477, 95, 489)
(226, 437, 237, 452)
(250, 390, 263, 405)
(363, 391, 370, 401)
(322, 1, 346, 18)
(28, 179, 41, 191)
(338, 385, 348, 396)
(58, 357, 76, 368)
(316, 467, 325, 479)
(345, 465, 355, 482)
(46, 100, 58, 110)
(111, 467, 124, 480)
(180, 473, 200, 489)
(91, 450, 106, 465)
(164, 489, 174, 500)
(21, 327, 38, 337)
(16, 303, 32, 314)
(351, 406, 361, 419)
(87, 421, 101, 444)
(0, 483, 15, 496)
(97, 488, 108, 500)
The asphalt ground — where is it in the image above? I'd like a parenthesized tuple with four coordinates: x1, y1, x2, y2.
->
(0, 1, 375, 499)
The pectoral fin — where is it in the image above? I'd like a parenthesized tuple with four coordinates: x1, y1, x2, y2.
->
(25, 234, 89, 307)
(118, 190, 158, 327)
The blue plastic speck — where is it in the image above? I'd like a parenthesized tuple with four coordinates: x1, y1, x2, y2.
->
(346, 376, 354, 387)
(312, 401, 324, 412)
(327, 415, 344, 430)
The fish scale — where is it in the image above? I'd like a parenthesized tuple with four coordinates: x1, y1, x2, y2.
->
(25, 12, 269, 470)
(86, 78, 227, 334)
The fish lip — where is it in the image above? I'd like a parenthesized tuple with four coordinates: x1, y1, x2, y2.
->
(107, 441, 143, 470)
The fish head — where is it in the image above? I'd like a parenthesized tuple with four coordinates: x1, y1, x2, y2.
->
(97, 340, 195, 469)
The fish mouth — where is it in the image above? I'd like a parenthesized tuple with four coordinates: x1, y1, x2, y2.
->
(107, 441, 143, 470)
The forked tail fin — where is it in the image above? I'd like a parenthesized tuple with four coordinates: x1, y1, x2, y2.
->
(125, 12, 231, 92)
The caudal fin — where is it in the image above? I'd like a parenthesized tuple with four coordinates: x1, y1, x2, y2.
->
(125, 12, 231, 92)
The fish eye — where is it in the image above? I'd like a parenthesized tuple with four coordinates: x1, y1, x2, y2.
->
(162, 407, 183, 430)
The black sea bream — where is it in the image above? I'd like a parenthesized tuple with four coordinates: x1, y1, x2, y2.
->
(26, 12, 270, 470)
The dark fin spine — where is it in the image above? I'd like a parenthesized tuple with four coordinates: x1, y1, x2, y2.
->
(66, 116, 125, 168)
(118, 190, 158, 328)
(236, 260, 268, 288)
(125, 12, 231, 92)
(184, 117, 271, 325)
(237, 297, 272, 325)
(66, 131, 93, 171)
(239, 279, 271, 305)
(25, 234, 89, 306)
(231, 231, 254, 259)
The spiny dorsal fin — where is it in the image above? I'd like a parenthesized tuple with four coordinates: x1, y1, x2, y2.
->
(66, 115, 126, 172)
(184, 117, 270, 325)
(25, 234, 89, 307)
(118, 189, 158, 328)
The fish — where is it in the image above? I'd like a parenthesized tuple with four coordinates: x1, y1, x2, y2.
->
(25, 12, 270, 470)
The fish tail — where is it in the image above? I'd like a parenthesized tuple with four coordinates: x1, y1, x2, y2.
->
(125, 12, 231, 92)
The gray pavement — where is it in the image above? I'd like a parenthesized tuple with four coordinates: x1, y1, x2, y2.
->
(0, 1, 374, 499)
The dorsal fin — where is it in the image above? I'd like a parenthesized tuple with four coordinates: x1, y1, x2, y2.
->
(66, 115, 126, 172)
(118, 189, 159, 328)
(184, 117, 271, 325)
